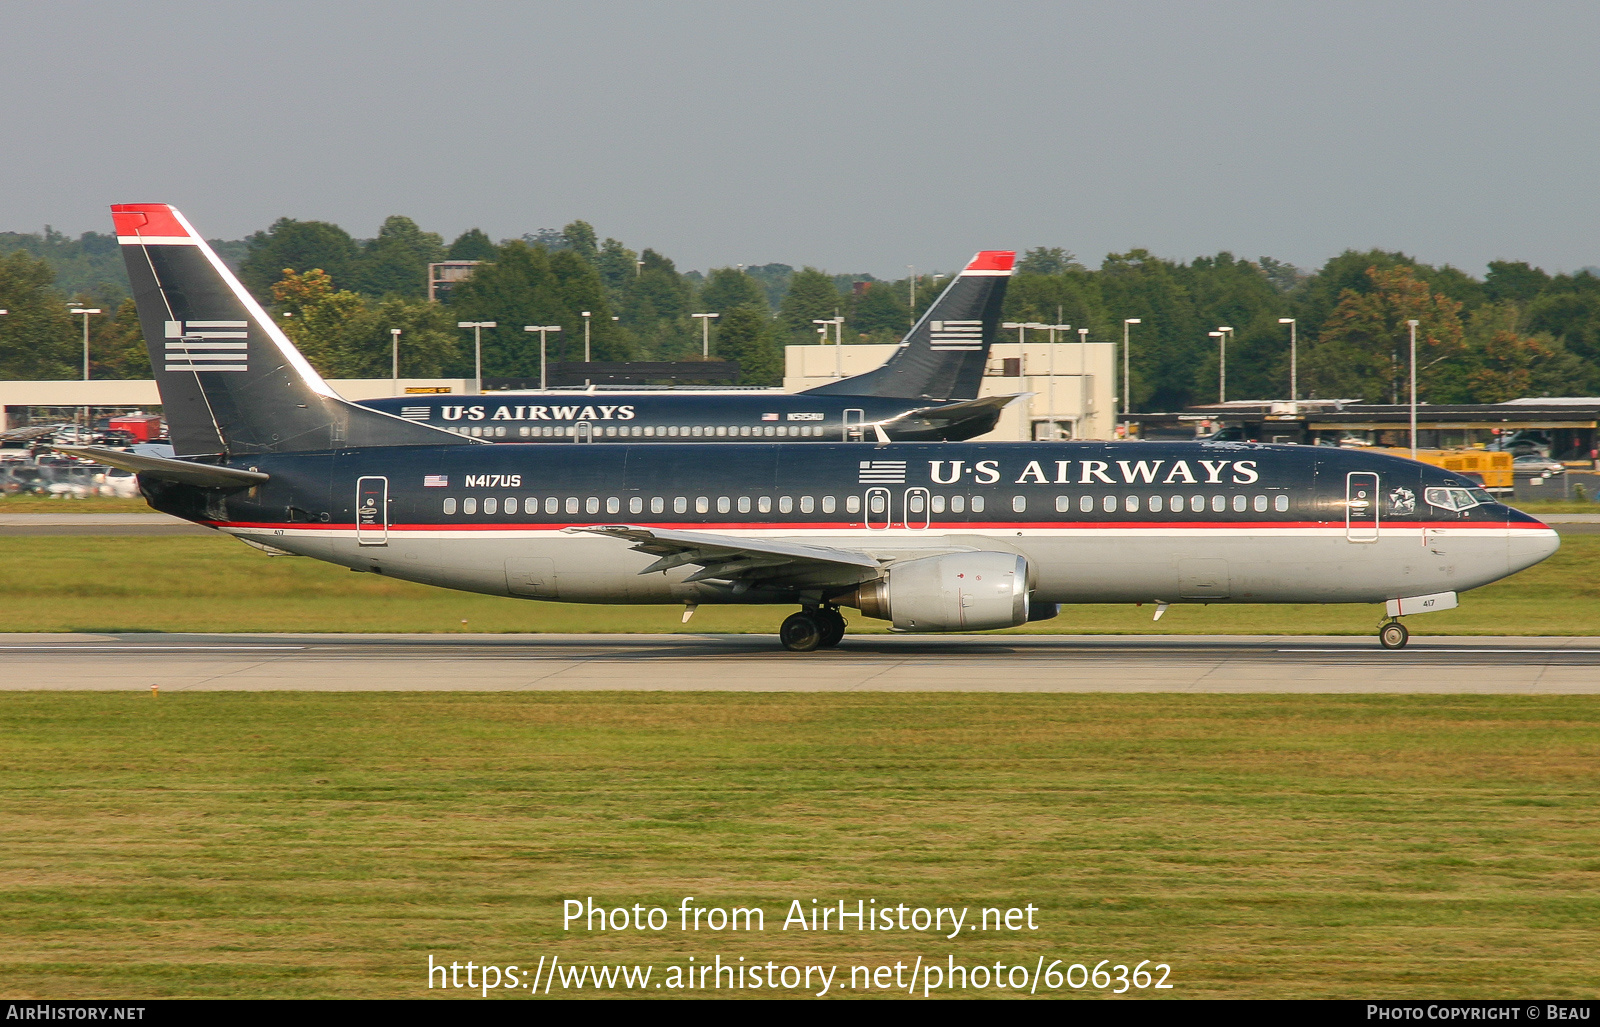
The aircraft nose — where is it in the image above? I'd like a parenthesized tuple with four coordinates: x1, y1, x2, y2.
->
(1507, 521, 1561, 574)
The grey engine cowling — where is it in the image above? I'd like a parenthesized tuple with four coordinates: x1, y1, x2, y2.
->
(844, 552, 1029, 631)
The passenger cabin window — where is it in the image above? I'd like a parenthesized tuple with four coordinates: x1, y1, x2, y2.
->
(1233, 495, 1247, 512)
(1124, 495, 1139, 513)
(463, 498, 477, 515)
(1253, 495, 1268, 513)
(932, 495, 945, 514)
(630, 497, 643, 514)
(1150, 495, 1164, 513)
(800, 496, 815, 513)
(717, 496, 730, 513)
(695, 497, 709, 514)
(909, 493, 925, 513)
(1190, 496, 1204, 513)
(546, 497, 559, 515)
(674, 497, 688, 514)
(505, 498, 518, 514)
(1079, 495, 1094, 513)
(484, 498, 497, 515)
(1274, 495, 1289, 512)
(650, 497, 664, 514)
(846, 495, 861, 514)
(607, 497, 620, 514)
(822, 496, 836, 514)
(950, 495, 965, 513)
(779, 496, 794, 513)
(971, 496, 985, 513)
(565, 497, 579, 515)
(586, 497, 599, 514)
(1102, 495, 1116, 513)
(1012, 495, 1026, 513)
(737, 496, 751, 514)
(1212, 495, 1225, 513)
(868, 493, 884, 514)
(443, 498, 457, 515)
(758, 497, 772, 514)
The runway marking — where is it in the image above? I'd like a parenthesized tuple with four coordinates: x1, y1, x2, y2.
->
(0, 645, 307, 651)
(1279, 648, 1594, 655)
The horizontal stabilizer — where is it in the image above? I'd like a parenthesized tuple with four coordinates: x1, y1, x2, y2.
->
(53, 445, 268, 489)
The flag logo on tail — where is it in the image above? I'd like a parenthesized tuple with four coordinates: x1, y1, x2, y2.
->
(164, 320, 248, 372)
(930, 319, 983, 350)
(400, 406, 432, 420)
(858, 460, 908, 484)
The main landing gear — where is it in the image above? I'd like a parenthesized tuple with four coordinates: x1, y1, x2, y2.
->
(1378, 619, 1409, 650)
(779, 607, 846, 652)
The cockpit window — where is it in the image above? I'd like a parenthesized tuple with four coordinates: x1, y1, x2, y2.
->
(1424, 486, 1484, 512)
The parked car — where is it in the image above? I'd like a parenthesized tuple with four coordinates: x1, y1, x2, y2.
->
(1513, 455, 1565, 476)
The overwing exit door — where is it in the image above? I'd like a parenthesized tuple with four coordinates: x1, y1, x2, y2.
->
(356, 475, 389, 545)
(1346, 471, 1379, 542)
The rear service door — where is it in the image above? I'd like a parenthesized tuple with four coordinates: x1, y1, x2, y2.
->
(1346, 471, 1379, 542)
(356, 475, 389, 545)
(844, 409, 866, 442)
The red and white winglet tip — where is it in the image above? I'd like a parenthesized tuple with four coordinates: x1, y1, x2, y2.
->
(111, 204, 196, 245)
(962, 250, 1016, 275)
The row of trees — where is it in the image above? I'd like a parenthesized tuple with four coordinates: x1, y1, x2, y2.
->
(4, 213, 1600, 404)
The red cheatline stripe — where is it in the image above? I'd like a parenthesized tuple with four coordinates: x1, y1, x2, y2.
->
(208, 519, 1552, 533)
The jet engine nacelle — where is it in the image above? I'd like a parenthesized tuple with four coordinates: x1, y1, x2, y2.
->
(845, 552, 1029, 631)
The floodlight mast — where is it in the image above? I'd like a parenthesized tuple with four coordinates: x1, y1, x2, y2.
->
(1122, 318, 1141, 430)
(1279, 318, 1297, 403)
(457, 321, 496, 395)
(524, 325, 562, 390)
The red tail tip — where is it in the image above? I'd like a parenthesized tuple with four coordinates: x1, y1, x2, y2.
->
(110, 204, 190, 238)
(965, 251, 1016, 272)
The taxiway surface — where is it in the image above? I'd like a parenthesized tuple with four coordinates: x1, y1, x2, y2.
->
(3, 632, 1599, 693)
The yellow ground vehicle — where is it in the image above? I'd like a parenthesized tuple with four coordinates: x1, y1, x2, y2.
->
(1375, 448, 1513, 490)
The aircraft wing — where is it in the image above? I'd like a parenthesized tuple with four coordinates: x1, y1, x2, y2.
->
(53, 445, 269, 489)
(875, 394, 1021, 441)
(565, 524, 882, 588)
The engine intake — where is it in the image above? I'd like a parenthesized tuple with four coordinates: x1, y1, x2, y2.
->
(842, 552, 1030, 631)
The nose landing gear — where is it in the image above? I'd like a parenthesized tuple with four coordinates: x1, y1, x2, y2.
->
(1378, 619, 1409, 650)
(779, 606, 847, 652)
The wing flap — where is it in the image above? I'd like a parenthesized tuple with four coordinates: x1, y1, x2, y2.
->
(566, 524, 882, 587)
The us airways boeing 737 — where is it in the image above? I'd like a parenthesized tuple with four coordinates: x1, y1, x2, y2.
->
(69, 204, 1560, 652)
(356, 251, 1019, 444)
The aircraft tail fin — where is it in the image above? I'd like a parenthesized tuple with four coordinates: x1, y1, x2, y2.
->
(111, 203, 476, 458)
(801, 250, 1014, 401)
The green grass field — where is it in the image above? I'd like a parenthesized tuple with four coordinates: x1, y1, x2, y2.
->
(1, 692, 1597, 999)
(0, 533, 1595, 636)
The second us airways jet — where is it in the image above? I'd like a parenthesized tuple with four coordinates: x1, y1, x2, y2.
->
(73, 204, 1560, 652)
(357, 251, 1019, 444)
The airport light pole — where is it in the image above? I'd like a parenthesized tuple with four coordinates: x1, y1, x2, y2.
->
(457, 321, 496, 395)
(70, 305, 101, 381)
(1122, 318, 1141, 428)
(1217, 326, 1233, 403)
(814, 316, 844, 377)
(1045, 323, 1070, 439)
(582, 311, 592, 362)
(525, 325, 562, 390)
(692, 312, 720, 359)
(1408, 318, 1420, 459)
(1279, 317, 1297, 404)
(390, 328, 401, 395)
(907, 266, 916, 326)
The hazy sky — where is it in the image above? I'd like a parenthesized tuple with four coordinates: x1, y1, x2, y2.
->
(4, 1, 1597, 278)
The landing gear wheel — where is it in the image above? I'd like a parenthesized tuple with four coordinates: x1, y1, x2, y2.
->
(1379, 621, 1409, 650)
(780, 611, 824, 652)
(817, 609, 846, 648)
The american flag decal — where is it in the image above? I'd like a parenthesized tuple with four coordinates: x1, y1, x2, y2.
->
(761, 412, 779, 421)
(929, 319, 983, 351)
(423, 475, 449, 487)
(858, 460, 908, 484)
(400, 406, 432, 420)
(164, 320, 248, 372)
